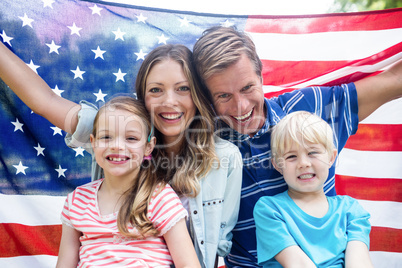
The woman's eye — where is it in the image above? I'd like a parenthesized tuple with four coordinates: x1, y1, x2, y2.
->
(149, 87, 161, 93)
(178, 86, 190, 91)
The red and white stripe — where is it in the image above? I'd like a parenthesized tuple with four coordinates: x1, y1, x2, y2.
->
(336, 99, 402, 267)
(0, 194, 63, 266)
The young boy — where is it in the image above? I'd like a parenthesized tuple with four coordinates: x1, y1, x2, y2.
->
(254, 111, 373, 268)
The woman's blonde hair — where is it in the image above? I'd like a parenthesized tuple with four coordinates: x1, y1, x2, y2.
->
(271, 111, 335, 164)
(136, 44, 219, 197)
(92, 96, 163, 238)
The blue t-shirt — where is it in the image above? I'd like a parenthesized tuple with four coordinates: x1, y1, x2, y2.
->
(253, 191, 371, 267)
(221, 84, 359, 267)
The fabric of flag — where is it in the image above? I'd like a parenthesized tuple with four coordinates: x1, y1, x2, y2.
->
(0, 0, 401, 267)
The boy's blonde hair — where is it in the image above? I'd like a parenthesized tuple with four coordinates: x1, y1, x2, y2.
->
(271, 111, 335, 164)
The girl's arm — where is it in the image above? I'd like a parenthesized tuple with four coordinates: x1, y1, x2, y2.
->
(345, 241, 373, 268)
(163, 218, 201, 268)
(0, 42, 81, 134)
(56, 223, 81, 268)
(274, 246, 316, 268)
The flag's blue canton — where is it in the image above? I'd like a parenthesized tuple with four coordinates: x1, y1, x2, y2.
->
(0, 0, 247, 195)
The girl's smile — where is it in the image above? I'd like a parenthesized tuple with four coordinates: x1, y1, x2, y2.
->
(90, 108, 154, 181)
(105, 154, 130, 164)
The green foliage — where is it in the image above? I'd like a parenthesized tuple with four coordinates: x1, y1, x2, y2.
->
(329, 0, 402, 12)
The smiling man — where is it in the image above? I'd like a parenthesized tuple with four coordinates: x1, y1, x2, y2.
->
(193, 26, 402, 268)
(205, 53, 266, 137)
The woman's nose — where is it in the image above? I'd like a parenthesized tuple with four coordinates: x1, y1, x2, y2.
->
(162, 89, 178, 106)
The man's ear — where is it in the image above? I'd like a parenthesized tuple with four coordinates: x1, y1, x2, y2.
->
(145, 136, 156, 156)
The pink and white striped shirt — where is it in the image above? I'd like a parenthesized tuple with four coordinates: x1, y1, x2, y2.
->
(61, 179, 187, 267)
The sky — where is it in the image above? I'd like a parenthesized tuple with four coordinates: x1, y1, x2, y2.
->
(105, 0, 336, 15)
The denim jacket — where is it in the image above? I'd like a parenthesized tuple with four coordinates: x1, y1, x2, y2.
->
(188, 136, 242, 267)
(65, 101, 243, 268)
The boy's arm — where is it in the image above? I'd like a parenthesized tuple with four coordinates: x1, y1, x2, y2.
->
(163, 218, 201, 268)
(344, 240, 374, 268)
(254, 197, 312, 268)
(274, 245, 316, 268)
(56, 223, 81, 268)
(355, 59, 402, 121)
(0, 42, 81, 134)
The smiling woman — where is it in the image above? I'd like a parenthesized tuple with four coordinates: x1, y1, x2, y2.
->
(144, 59, 196, 153)
(135, 44, 220, 191)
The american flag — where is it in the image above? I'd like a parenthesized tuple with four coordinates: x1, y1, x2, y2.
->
(0, 1, 401, 267)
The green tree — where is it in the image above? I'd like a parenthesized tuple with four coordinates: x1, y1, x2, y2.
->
(329, 0, 402, 12)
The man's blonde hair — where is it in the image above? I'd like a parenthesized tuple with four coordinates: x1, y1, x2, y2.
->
(193, 26, 263, 88)
(271, 111, 335, 164)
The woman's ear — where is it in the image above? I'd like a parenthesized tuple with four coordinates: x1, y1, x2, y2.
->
(145, 136, 156, 156)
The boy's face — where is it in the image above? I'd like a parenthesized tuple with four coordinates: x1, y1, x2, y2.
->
(274, 141, 337, 196)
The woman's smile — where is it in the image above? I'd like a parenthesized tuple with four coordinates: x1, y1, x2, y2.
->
(145, 59, 196, 148)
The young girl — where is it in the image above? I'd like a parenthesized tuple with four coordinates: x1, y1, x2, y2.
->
(57, 96, 200, 268)
(254, 111, 373, 268)
(0, 42, 242, 268)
